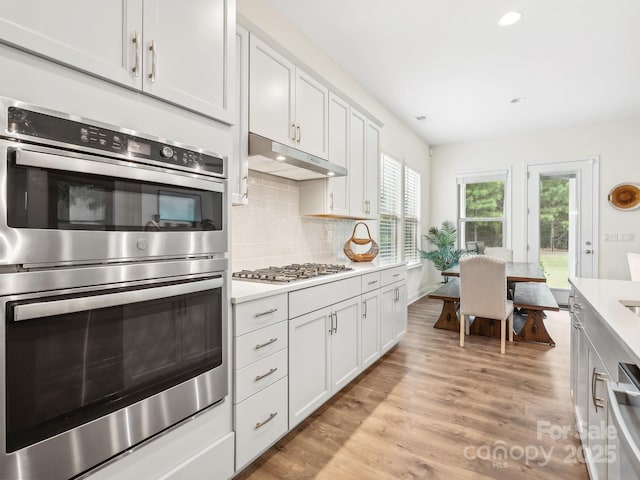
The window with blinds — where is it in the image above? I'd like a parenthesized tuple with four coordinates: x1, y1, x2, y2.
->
(379, 154, 421, 265)
(380, 154, 402, 262)
(404, 166, 421, 266)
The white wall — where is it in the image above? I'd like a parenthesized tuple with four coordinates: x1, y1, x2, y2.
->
(237, 0, 432, 301)
(430, 117, 640, 284)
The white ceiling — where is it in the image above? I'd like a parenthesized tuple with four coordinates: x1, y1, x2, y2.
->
(263, 0, 640, 146)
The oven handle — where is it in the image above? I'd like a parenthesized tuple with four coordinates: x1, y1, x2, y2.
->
(13, 277, 224, 322)
(14, 148, 224, 193)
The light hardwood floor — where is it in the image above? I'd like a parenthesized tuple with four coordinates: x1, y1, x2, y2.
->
(235, 297, 589, 479)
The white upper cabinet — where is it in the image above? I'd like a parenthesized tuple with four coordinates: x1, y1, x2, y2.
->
(349, 108, 367, 217)
(142, 0, 234, 122)
(249, 35, 328, 159)
(365, 121, 380, 217)
(231, 24, 249, 205)
(249, 35, 295, 146)
(0, 0, 234, 123)
(0, 0, 142, 88)
(349, 108, 380, 219)
(326, 93, 350, 216)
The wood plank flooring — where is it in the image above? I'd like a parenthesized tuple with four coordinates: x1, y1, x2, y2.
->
(235, 297, 589, 479)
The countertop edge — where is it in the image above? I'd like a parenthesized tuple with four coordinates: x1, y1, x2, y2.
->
(231, 261, 406, 304)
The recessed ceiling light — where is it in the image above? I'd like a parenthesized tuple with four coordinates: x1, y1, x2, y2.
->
(275, 155, 286, 161)
(498, 11, 522, 26)
(510, 97, 526, 104)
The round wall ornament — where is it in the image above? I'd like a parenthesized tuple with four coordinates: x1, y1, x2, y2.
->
(608, 182, 640, 211)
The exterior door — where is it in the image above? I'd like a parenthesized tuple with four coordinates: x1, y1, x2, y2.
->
(527, 158, 598, 305)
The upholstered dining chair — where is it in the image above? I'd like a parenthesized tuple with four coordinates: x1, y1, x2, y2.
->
(459, 255, 514, 355)
(628, 253, 640, 281)
(484, 247, 514, 262)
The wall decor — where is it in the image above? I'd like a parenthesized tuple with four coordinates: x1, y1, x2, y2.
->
(607, 183, 640, 210)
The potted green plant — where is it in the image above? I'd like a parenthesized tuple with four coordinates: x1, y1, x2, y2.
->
(419, 220, 463, 283)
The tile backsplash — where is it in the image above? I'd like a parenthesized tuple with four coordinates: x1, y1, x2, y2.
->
(231, 171, 371, 271)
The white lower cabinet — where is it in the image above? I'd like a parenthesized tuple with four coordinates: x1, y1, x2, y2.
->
(289, 296, 361, 428)
(380, 266, 408, 353)
(233, 295, 289, 471)
(235, 378, 288, 469)
(232, 264, 409, 474)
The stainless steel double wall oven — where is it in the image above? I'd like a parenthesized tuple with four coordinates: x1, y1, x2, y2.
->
(0, 97, 229, 479)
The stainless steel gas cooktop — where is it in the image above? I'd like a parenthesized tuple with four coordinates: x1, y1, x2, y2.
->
(232, 263, 353, 283)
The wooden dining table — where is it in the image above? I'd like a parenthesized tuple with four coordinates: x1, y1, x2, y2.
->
(441, 261, 546, 283)
(430, 261, 559, 345)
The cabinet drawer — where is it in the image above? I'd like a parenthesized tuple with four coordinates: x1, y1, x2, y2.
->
(381, 266, 407, 287)
(361, 272, 381, 293)
(235, 377, 288, 470)
(235, 349, 288, 404)
(234, 294, 288, 336)
(235, 321, 288, 370)
(289, 276, 361, 318)
(158, 432, 234, 480)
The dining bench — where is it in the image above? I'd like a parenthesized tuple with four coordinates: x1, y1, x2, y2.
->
(428, 279, 559, 346)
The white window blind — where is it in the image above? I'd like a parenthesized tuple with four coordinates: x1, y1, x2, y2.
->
(379, 154, 401, 262)
(404, 166, 421, 266)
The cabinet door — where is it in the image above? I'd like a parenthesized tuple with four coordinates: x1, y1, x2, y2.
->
(365, 121, 380, 217)
(289, 308, 331, 428)
(393, 282, 408, 341)
(327, 93, 350, 216)
(0, 0, 142, 88)
(331, 297, 361, 393)
(231, 24, 249, 205)
(294, 69, 328, 159)
(380, 285, 396, 353)
(575, 325, 590, 436)
(587, 347, 609, 480)
(142, 0, 234, 122)
(361, 290, 380, 369)
(249, 36, 295, 147)
(349, 108, 367, 218)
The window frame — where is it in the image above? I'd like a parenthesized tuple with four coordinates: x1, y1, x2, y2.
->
(456, 168, 511, 249)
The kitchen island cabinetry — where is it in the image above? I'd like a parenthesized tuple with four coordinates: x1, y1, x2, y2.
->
(0, 0, 235, 122)
(249, 35, 328, 159)
(569, 280, 640, 480)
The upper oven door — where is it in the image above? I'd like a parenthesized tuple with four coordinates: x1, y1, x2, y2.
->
(0, 140, 226, 266)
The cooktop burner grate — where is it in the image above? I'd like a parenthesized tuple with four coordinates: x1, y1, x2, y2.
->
(232, 263, 353, 283)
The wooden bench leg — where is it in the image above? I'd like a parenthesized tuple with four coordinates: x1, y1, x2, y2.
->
(433, 300, 460, 331)
(514, 310, 556, 346)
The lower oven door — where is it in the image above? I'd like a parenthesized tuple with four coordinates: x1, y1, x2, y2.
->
(0, 139, 226, 266)
(0, 272, 228, 480)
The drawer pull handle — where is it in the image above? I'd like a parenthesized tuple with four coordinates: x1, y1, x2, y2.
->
(255, 412, 278, 430)
(255, 308, 278, 318)
(368, 280, 378, 285)
(255, 338, 278, 350)
(393, 274, 401, 278)
(255, 367, 278, 382)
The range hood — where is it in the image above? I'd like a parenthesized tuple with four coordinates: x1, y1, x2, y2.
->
(248, 133, 347, 181)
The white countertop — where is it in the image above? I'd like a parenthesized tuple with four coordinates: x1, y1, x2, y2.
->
(570, 277, 640, 363)
(231, 261, 405, 304)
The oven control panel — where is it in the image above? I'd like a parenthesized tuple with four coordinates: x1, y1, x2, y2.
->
(6, 107, 224, 177)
